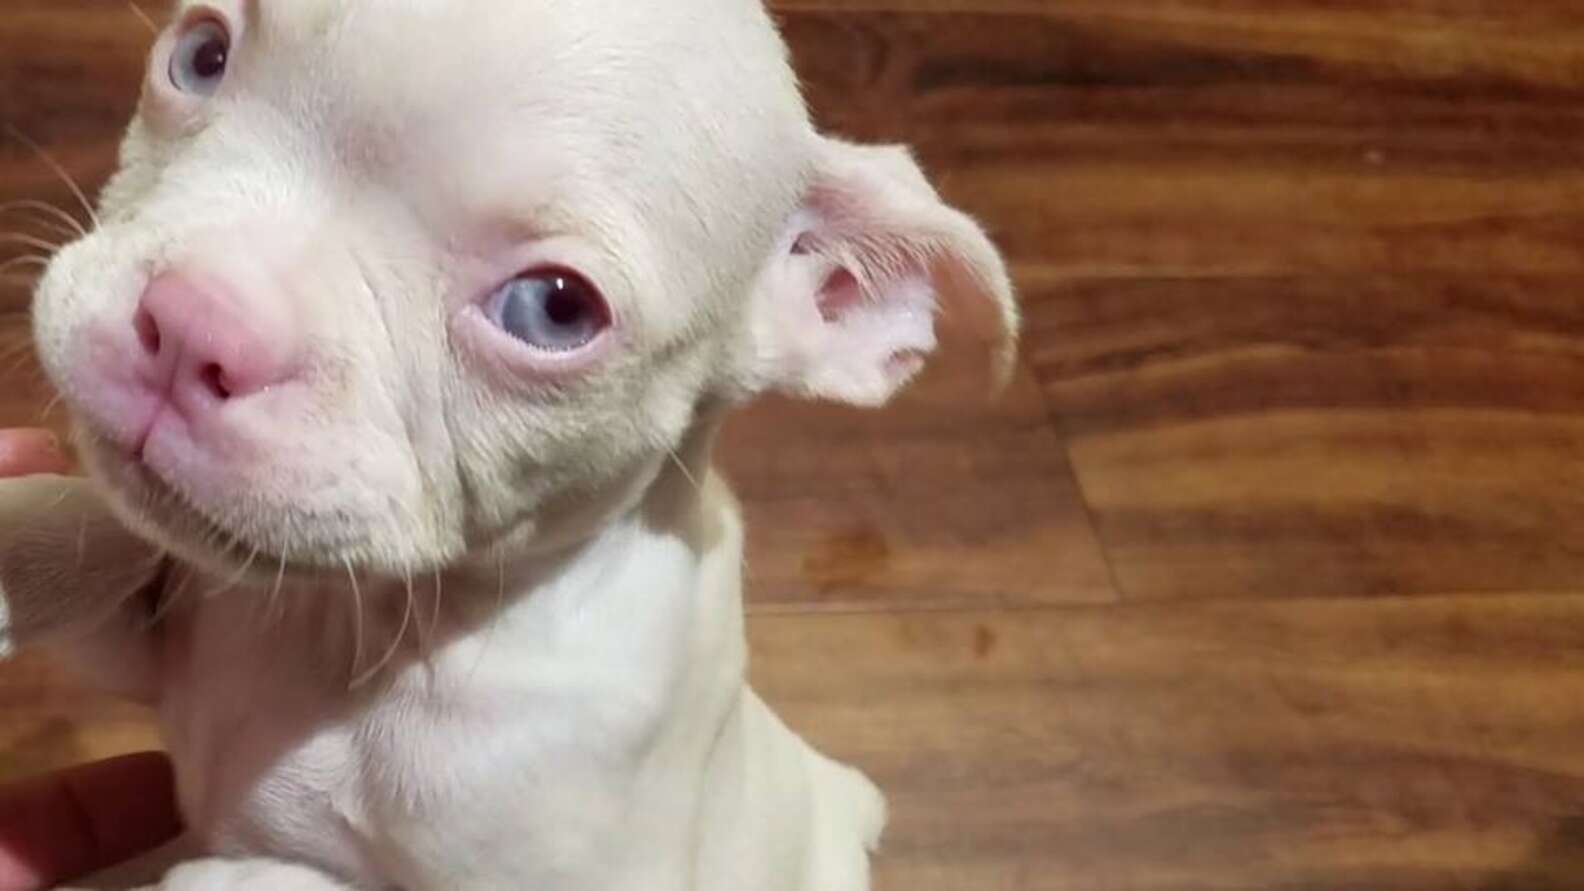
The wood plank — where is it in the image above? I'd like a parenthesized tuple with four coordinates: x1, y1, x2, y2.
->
(0, 2, 146, 313)
(749, 595, 1584, 890)
(778, 8, 1584, 277)
(1032, 274, 1584, 600)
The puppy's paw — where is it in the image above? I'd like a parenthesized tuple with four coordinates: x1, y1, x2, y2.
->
(146, 859, 355, 891)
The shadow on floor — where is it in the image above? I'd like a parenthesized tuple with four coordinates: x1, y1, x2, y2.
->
(1475, 816, 1584, 891)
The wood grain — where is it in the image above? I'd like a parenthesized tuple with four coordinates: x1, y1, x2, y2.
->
(0, 654, 156, 781)
(5, 2, 1584, 889)
(1033, 272, 1584, 600)
(753, 594, 1584, 891)
(719, 336, 1115, 610)
(14, 594, 1584, 890)
(774, 5, 1584, 599)
(780, 6, 1584, 277)
(0, 2, 145, 312)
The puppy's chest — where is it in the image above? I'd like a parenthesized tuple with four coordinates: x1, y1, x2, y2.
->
(156, 598, 665, 889)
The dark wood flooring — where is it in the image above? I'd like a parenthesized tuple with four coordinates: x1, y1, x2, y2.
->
(5, 2, 1584, 887)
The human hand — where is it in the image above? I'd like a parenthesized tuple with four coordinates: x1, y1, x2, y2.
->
(0, 430, 182, 889)
(0, 752, 182, 891)
(0, 430, 68, 477)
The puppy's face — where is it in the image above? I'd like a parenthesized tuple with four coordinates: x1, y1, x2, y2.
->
(32, 0, 1015, 579)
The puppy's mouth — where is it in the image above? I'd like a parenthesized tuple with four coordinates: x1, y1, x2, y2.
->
(79, 430, 353, 585)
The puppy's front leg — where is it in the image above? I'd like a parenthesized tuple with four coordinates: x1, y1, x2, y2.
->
(68, 858, 355, 891)
(0, 474, 166, 697)
(139, 860, 355, 891)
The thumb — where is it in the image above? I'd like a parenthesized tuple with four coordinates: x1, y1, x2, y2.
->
(0, 431, 69, 478)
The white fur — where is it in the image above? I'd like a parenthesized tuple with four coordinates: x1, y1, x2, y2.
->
(2, 1, 1016, 888)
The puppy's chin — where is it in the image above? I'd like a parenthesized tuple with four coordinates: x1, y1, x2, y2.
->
(75, 430, 442, 585)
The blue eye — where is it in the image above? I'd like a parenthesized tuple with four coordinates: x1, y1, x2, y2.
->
(488, 271, 609, 352)
(169, 19, 231, 96)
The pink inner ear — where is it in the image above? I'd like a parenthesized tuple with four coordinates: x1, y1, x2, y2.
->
(816, 268, 864, 323)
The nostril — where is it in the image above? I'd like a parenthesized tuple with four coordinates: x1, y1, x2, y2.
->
(133, 308, 162, 356)
(199, 363, 232, 400)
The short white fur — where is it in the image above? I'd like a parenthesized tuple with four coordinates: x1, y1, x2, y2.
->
(1, 1, 1017, 889)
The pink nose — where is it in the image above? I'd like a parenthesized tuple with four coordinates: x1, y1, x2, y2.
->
(133, 273, 296, 404)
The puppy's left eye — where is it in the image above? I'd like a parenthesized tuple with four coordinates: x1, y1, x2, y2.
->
(169, 19, 231, 96)
(488, 271, 609, 352)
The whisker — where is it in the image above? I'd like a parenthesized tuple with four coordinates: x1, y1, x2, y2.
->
(149, 563, 198, 630)
(75, 511, 89, 570)
(467, 547, 506, 685)
(354, 570, 413, 690)
(268, 551, 292, 624)
(430, 565, 444, 646)
(220, 545, 261, 596)
(126, 0, 159, 33)
(192, 532, 222, 574)
(36, 391, 65, 422)
(46, 484, 72, 512)
(406, 568, 430, 662)
(1, 369, 47, 400)
(1, 125, 102, 230)
(0, 207, 81, 240)
(0, 342, 38, 370)
(0, 213, 78, 243)
(666, 446, 701, 493)
(0, 331, 32, 354)
(391, 500, 444, 647)
(0, 200, 87, 238)
(0, 233, 64, 255)
(0, 255, 49, 276)
(344, 558, 367, 688)
(0, 350, 33, 379)
(0, 340, 39, 369)
(19, 220, 76, 243)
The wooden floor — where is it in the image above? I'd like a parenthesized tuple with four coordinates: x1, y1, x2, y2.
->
(5, 1, 1584, 888)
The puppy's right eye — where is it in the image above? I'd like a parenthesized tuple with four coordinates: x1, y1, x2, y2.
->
(169, 19, 231, 96)
(488, 270, 610, 353)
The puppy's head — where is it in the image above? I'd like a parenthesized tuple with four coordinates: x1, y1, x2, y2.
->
(32, 0, 1016, 579)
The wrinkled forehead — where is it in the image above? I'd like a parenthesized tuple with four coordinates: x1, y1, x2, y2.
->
(175, 0, 670, 52)
(184, 0, 673, 133)
(168, 0, 808, 228)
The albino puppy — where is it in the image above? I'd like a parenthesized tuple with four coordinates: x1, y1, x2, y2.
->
(1, 1, 1016, 888)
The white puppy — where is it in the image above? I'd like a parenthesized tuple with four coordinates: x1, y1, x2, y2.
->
(3, 1, 1016, 888)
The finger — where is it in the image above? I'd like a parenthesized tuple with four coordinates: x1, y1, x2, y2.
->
(0, 431, 68, 478)
(0, 752, 182, 891)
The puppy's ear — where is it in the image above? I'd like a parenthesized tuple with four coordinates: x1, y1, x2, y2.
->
(738, 138, 1018, 407)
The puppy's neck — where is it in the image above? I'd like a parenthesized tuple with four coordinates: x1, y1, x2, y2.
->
(227, 415, 740, 693)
